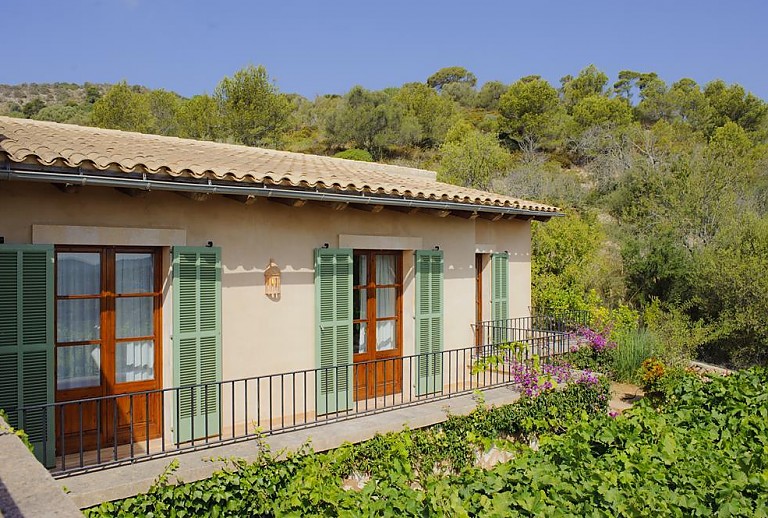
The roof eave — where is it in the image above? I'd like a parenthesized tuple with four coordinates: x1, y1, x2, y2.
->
(0, 163, 563, 220)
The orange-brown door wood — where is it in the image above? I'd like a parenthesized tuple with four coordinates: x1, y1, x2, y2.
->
(475, 253, 483, 352)
(352, 251, 403, 401)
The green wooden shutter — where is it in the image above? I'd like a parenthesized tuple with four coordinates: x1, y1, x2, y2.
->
(0, 245, 54, 466)
(415, 250, 443, 396)
(314, 248, 353, 415)
(172, 247, 221, 443)
(491, 252, 510, 344)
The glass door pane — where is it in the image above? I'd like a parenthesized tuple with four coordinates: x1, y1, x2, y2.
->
(375, 254, 396, 284)
(56, 299, 101, 342)
(57, 344, 101, 390)
(57, 252, 100, 295)
(116, 253, 153, 293)
(116, 297, 154, 338)
(376, 321, 396, 351)
(56, 251, 102, 389)
(115, 252, 156, 384)
(116, 340, 155, 382)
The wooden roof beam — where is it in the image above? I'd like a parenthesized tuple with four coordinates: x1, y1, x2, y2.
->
(476, 212, 504, 222)
(269, 197, 307, 208)
(505, 214, 534, 222)
(385, 206, 421, 215)
(424, 208, 451, 218)
(349, 203, 385, 213)
(53, 183, 81, 194)
(177, 191, 211, 202)
(225, 194, 258, 205)
(452, 210, 479, 220)
(116, 187, 149, 198)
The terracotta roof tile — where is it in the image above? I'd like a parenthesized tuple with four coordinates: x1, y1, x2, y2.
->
(0, 117, 559, 213)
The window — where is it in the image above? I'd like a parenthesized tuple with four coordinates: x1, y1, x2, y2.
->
(55, 247, 162, 394)
(352, 251, 402, 357)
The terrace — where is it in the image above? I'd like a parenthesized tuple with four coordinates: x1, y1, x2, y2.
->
(6, 310, 588, 482)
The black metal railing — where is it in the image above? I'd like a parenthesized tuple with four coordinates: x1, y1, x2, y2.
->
(11, 319, 572, 476)
(471, 315, 575, 360)
(530, 307, 591, 331)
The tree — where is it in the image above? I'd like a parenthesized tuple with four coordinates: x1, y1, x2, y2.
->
(426, 66, 477, 91)
(560, 64, 609, 110)
(693, 213, 768, 366)
(531, 213, 606, 310)
(34, 104, 89, 125)
(333, 149, 373, 162)
(475, 81, 508, 110)
(393, 82, 457, 147)
(440, 82, 477, 108)
(91, 81, 153, 132)
(323, 86, 419, 158)
(147, 89, 182, 136)
(84, 83, 102, 104)
(215, 64, 293, 147)
(613, 71, 672, 125)
(437, 120, 509, 189)
(572, 95, 633, 129)
(177, 94, 222, 141)
(703, 80, 768, 135)
(665, 78, 713, 131)
(498, 76, 567, 153)
(22, 98, 45, 118)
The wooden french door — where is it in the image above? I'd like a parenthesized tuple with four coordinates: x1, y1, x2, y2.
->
(54, 247, 162, 454)
(352, 251, 403, 400)
(475, 254, 484, 351)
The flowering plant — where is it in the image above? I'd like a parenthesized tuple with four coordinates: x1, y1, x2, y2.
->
(574, 326, 616, 353)
(510, 358, 600, 398)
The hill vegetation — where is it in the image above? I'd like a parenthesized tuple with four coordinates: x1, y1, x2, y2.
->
(2, 63, 767, 367)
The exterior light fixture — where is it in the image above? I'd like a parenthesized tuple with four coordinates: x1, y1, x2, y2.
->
(264, 258, 281, 298)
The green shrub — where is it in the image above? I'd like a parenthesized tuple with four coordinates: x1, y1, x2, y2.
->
(86, 368, 768, 516)
(333, 148, 374, 162)
(85, 376, 610, 516)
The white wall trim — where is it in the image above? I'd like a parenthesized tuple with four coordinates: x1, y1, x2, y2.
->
(339, 234, 423, 250)
(32, 225, 186, 246)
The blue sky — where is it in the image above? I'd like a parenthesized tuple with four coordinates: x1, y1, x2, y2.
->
(4, 0, 767, 100)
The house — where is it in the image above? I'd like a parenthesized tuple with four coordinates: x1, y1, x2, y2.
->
(0, 116, 559, 470)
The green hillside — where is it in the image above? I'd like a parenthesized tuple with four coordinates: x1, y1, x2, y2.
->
(3, 64, 767, 368)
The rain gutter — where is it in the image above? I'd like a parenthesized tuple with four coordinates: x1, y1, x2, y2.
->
(0, 165, 562, 219)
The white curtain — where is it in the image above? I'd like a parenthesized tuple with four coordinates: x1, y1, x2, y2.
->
(116, 341, 155, 383)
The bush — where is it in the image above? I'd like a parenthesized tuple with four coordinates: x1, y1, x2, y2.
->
(87, 369, 768, 516)
(333, 148, 374, 162)
(85, 373, 610, 516)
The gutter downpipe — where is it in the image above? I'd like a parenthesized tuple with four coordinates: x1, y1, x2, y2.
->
(0, 168, 562, 219)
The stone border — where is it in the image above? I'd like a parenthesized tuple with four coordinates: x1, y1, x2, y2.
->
(0, 416, 81, 518)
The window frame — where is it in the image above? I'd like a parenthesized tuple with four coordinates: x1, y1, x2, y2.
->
(54, 245, 163, 400)
(352, 250, 403, 361)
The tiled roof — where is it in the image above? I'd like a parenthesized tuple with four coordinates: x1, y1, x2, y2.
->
(0, 117, 559, 213)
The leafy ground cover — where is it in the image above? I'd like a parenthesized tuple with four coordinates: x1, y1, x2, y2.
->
(85, 367, 768, 516)
(84, 373, 608, 517)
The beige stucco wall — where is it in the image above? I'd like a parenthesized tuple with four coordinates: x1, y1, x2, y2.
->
(1, 180, 532, 428)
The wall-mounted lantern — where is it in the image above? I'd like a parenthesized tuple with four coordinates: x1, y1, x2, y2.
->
(264, 259, 281, 298)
